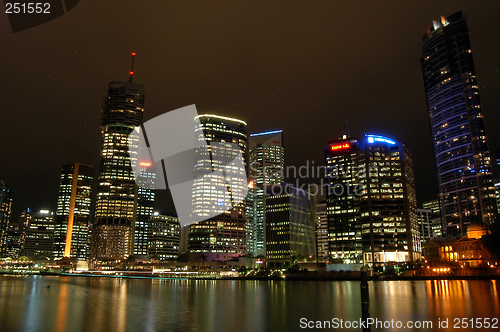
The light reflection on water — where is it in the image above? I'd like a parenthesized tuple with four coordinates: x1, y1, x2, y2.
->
(0, 276, 498, 332)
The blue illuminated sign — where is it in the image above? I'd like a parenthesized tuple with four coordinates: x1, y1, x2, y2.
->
(250, 130, 283, 137)
(366, 135, 396, 145)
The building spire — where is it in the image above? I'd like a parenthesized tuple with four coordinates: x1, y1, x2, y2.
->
(129, 52, 136, 82)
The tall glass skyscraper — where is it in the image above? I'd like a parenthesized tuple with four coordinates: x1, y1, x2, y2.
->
(316, 201, 328, 261)
(21, 209, 55, 259)
(248, 130, 284, 256)
(53, 163, 93, 260)
(265, 183, 316, 268)
(134, 163, 156, 256)
(92, 68, 145, 263)
(420, 11, 497, 237)
(0, 181, 13, 256)
(325, 135, 420, 267)
(188, 114, 248, 262)
(148, 213, 180, 261)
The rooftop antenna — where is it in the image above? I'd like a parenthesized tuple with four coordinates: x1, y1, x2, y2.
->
(129, 52, 136, 82)
(346, 118, 350, 137)
(341, 120, 344, 136)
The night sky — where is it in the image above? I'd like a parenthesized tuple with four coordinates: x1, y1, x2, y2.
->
(1, 1, 500, 221)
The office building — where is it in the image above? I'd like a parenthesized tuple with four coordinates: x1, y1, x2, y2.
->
(423, 199, 440, 215)
(248, 130, 284, 256)
(4, 222, 22, 259)
(496, 148, 500, 213)
(265, 184, 316, 268)
(0, 181, 13, 256)
(245, 185, 255, 256)
(148, 213, 180, 261)
(422, 198, 443, 239)
(316, 201, 328, 261)
(92, 61, 145, 263)
(420, 11, 497, 237)
(188, 114, 248, 262)
(325, 135, 362, 264)
(495, 180, 500, 215)
(134, 163, 156, 256)
(417, 209, 442, 244)
(496, 147, 500, 172)
(21, 209, 55, 259)
(325, 134, 421, 267)
(53, 163, 93, 260)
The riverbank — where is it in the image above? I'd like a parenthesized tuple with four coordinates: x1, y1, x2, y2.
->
(2, 271, 499, 282)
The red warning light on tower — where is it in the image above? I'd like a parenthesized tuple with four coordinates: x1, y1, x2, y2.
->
(132, 52, 136, 56)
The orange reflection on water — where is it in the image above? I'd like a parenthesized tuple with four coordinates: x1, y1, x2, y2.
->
(55, 282, 68, 332)
(425, 279, 499, 320)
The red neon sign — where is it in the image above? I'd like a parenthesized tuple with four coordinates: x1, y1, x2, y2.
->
(247, 180, 255, 189)
(331, 143, 350, 151)
(139, 162, 151, 167)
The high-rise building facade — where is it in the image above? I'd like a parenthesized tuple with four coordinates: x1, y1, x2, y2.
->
(316, 201, 328, 261)
(248, 130, 284, 256)
(244, 186, 255, 256)
(423, 199, 441, 215)
(496, 148, 500, 213)
(420, 11, 497, 237)
(53, 163, 93, 260)
(0, 181, 14, 256)
(92, 70, 145, 263)
(188, 114, 248, 262)
(21, 209, 55, 259)
(148, 213, 180, 261)
(325, 136, 362, 264)
(4, 221, 22, 259)
(134, 163, 156, 256)
(265, 184, 316, 268)
(422, 198, 443, 239)
(417, 209, 442, 244)
(325, 134, 421, 267)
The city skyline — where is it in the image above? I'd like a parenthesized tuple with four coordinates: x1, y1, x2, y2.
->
(1, 4, 500, 332)
(1, 2, 500, 222)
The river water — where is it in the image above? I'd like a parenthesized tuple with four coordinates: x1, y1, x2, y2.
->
(0, 275, 498, 331)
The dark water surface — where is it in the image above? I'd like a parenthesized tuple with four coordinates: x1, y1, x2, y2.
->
(0, 275, 498, 331)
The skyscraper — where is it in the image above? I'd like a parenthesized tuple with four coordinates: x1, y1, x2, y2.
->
(265, 183, 316, 268)
(325, 134, 421, 267)
(148, 212, 180, 261)
(21, 209, 55, 259)
(134, 162, 156, 256)
(0, 181, 13, 256)
(422, 199, 443, 238)
(324, 136, 363, 264)
(248, 130, 284, 256)
(188, 114, 248, 262)
(316, 201, 328, 261)
(53, 163, 93, 260)
(420, 11, 497, 237)
(495, 147, 500, 214)
(92, 56, 145, 263)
